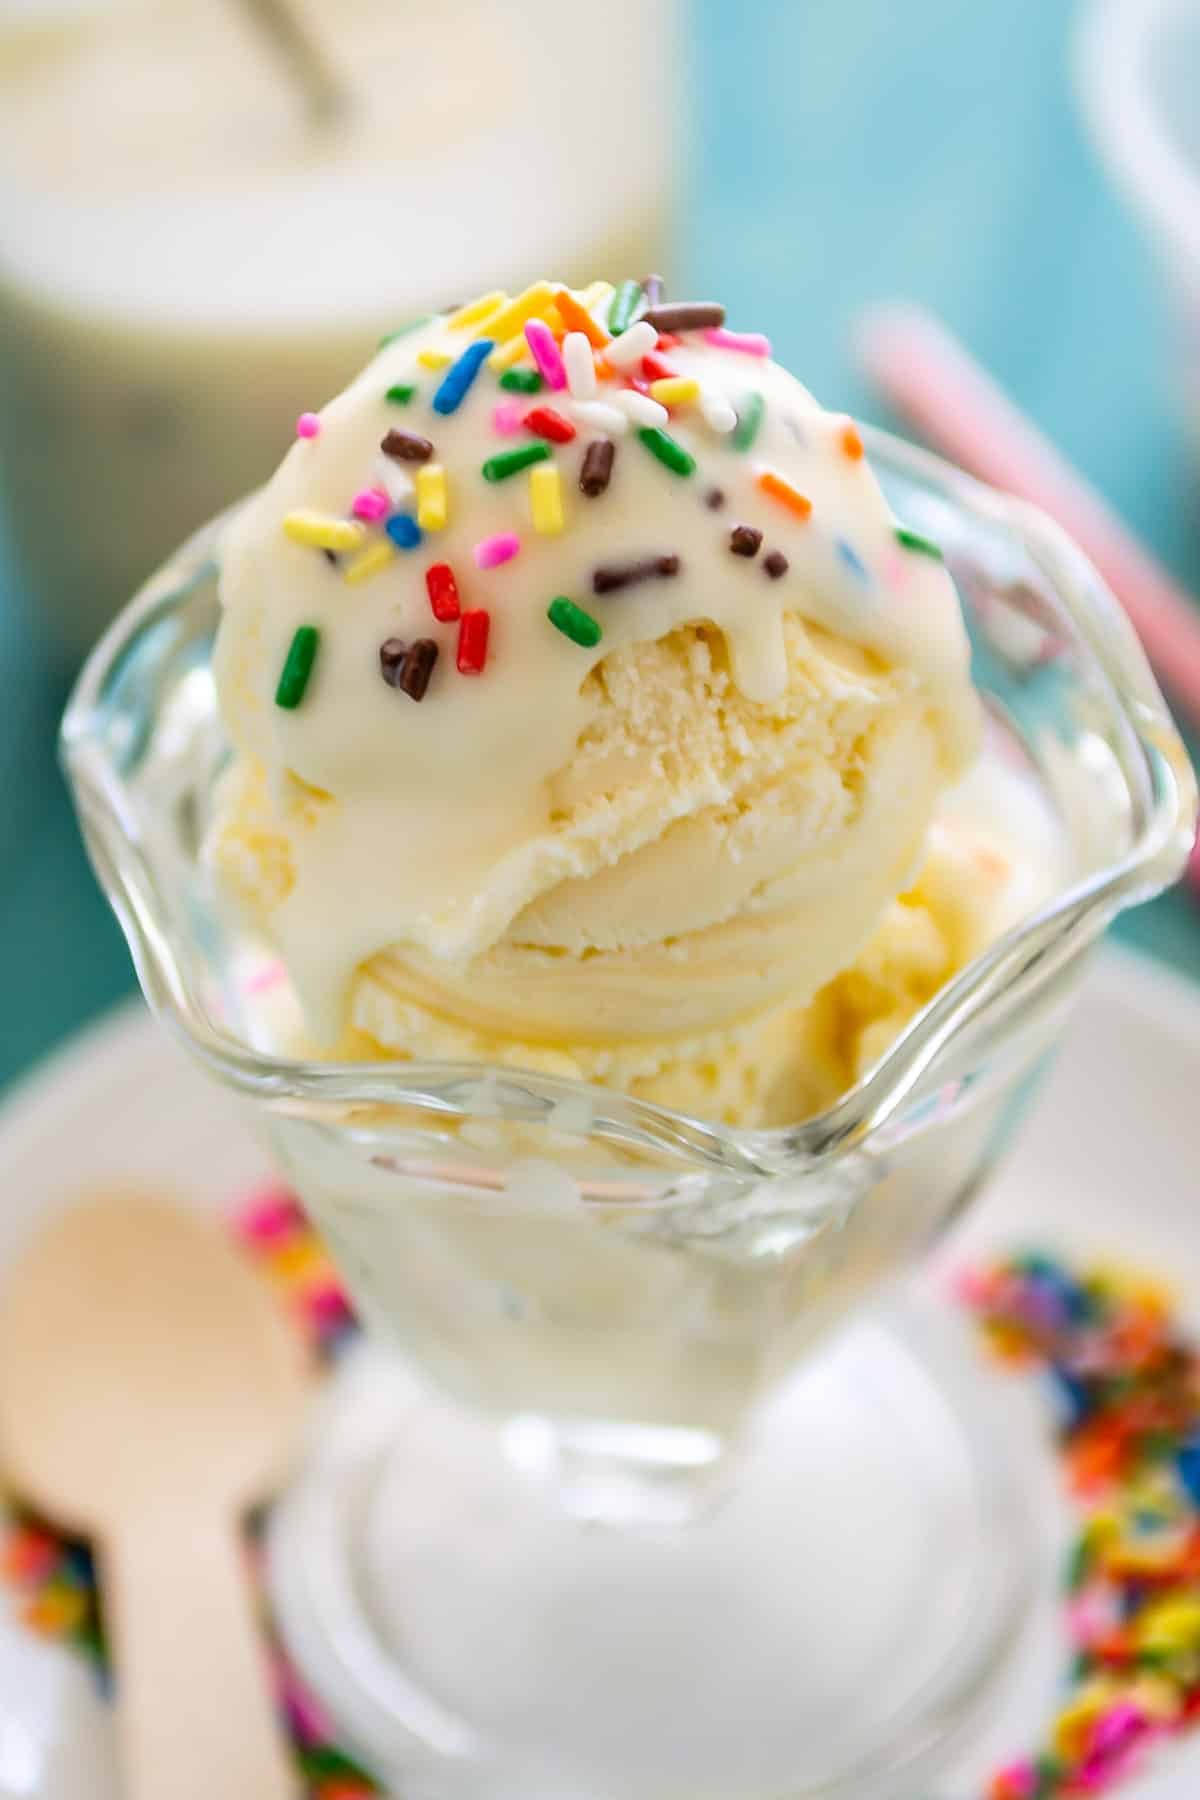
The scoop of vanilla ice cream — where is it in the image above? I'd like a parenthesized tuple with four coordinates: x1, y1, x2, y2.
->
(208, 280, 982, 1109)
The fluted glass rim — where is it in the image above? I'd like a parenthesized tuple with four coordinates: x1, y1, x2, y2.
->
(61, 426, 1196, 1179)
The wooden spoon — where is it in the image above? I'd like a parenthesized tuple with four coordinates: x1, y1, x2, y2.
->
(0, 1189, 309, 1800)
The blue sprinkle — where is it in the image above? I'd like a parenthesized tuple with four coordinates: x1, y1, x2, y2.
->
(1176, 1438, 1200, 1506)
(386, 513, 422, 550)
(1047, 1363, 1092, 1431)
(837, 538, 870, 583)
(432, 338, 494, 415)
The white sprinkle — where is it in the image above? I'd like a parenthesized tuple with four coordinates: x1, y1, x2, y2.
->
(568, 400, 629, 434)
(372, 455, 414, 506)
(701, 391, 737, 434)
(604, 320, 657, 370)
(614, 389, 669, 428)
(563, 331, 597, 400)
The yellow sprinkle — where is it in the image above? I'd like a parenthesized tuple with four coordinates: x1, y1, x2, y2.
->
(417, 463, 448, 531)
(343, 539, 397, 585)
(446, 289, 507, 330)
(476, 280, 556, 344)
(270, 1239, 333, 1283)
(1135, 1595, 1200, 1653)
(1052, 1681, 1116, 1761)
(24, 1587, 88, 1636)
(417, 347, 453, 369)
(487, 334, 533, 372)
(1130, 1673, 1184, 1722)
(530, 463, 563, 535)
(542, 303, 565, 335)
(579, 280, 614, 313)
(283, 511, 365, 552)
(649, 376, 701, 407)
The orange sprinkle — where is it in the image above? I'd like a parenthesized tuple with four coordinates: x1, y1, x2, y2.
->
(756, 469, 813, 521)
(593, 355, 615, 382)
(555, 288, 610, 348)
(840, 422, 865, 460)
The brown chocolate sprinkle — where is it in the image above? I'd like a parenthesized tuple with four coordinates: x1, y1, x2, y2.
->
(641, 302, 726, 333)
(640, 273, 665, 309)
(380, 429, 434, 462)
(763, 550, 789, 580)
(322, 548, 340, 567)
(729, 524, 763, 558)
(580, 437, 615, 497)
(379, 637, 439, 701)
(704, 486, 726, 510)
(593, 554, 681, 595)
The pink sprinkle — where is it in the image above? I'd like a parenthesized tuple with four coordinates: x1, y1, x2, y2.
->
(883, 548, 911, 591)
(1089, 1703, 1147, 1762)
(524, 318, 567, 389)
(273, 1652, 333, 1746)
(296, 412, 321, 439)
(235, 1183, 303, 1245)
(474, 531, 520, 570)
(491, 401, 525, 436)
(246, 959, 286, 996)
(988, 1764, 1036, 1800)
(704, 326, 772, 357)
(304, 1282, 355, 1331)
(352, 488, 390, 522)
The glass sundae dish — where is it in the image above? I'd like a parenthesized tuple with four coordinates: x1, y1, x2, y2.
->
(63, 280, 1195, 1799)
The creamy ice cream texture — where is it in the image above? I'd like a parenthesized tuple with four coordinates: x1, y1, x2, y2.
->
(210, 279, 1040, 1122)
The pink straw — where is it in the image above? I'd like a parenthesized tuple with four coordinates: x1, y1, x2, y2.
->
(855, 303, 1200, 732)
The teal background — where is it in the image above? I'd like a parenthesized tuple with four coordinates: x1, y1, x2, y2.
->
(2, 0, 1198, 1094)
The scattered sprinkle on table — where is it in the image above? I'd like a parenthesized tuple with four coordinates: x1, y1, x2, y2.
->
(593, 554, 681, 594)
(457, 608, 490, 672)
(432, 339, 494, 416)
(894, 524, 944, 560)
(757, 469, 812, 520)
(425, 562, 461, 623)
(548, 596, 602, 648)
(275, 626, 319, 709)
(283, 512, 364, 552)
(729, 524, 763, 558)
(732, 390, 765, 452)
(482, 443, 549, 482)
(579, 438, 615, 497)
(380, 429, 433, 463)
(637, 426, 695, 477)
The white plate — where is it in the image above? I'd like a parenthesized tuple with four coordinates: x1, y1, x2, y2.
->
(0, 947, 1197, 1799)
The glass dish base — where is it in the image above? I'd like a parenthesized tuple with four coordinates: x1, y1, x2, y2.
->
(267, 1288, 1037, 1800)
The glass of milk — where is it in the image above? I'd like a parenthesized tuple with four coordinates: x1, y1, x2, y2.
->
(0, 0, 677, 661)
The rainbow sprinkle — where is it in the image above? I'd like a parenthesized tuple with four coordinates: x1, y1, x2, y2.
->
(432, 339, 493, 416)
(473, 531, 520, 569)
(548, 596, 602, 647)
(275, 627, 320, 709)
(964, 1250, 1200, 1798)
(296, 413, 321, 440)
(524, 319, 566, 392)
(608, 279, 642, 336)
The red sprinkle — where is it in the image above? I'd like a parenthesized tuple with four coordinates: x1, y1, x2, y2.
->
(524, 406, 576, 444)
(656, 333, 681, 350)
(457, 609, 490, 674)
(641, 352, 677, 382)
(426, 562, 461, 623)
(628, 375, 652, 396)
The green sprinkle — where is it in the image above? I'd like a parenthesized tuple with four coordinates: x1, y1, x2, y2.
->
(637, 426, 696, 478)
(1033, 1754, 1065, 1799)
(548, 596, 602, 648)
(481, 442, 550, 482)
(1064, 1534, 1093, 1593)
(385, 383, 416, 405)
(732, 389, 765, 452)
(499, 367, 543, 393)
(894, 524, 944, 560)
(608, 278, 642, 336)
(377, 316, 431, 349)
(275, 626, 319, 709)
